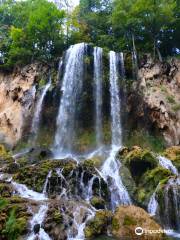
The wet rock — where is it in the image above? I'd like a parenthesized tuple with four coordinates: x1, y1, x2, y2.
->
(33, 224, 40, 234)
(90, 197, 105, 209)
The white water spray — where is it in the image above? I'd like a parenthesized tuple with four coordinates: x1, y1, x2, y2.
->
(53, 43, 86, 157)
(30, 79, 51, 140)
(94, 47, 103, 148)
(101, 51, 131, 209)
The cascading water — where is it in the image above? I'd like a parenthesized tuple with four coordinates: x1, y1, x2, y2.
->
(109, 51, 122, 147)
(53, 43, 86, 157)
(27, 205, 51, 240)
(67, 206, 95, 240)
(119, 52, 125, 78)
(94, 47, 103, 149)
(148, 155, 178, 216)
(158, 156, 178, 175)
(101, 51, 131, 209)
(30, 79, 51, 142)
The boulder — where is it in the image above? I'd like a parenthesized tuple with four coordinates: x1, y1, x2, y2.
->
(112, 205, 166, 240)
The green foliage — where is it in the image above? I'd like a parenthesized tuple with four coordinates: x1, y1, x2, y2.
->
(0, 0, 65, 69)
(3, 209, 27, 240)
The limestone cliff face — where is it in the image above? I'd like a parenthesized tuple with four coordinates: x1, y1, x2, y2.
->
(0, 63, 48, 147)
(128, 58, 180, 146)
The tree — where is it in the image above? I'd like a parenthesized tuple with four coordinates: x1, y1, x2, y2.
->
(0, 0, 65, 69)
(112, 0, 177, 60)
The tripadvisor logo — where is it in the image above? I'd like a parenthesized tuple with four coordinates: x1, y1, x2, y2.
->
(135, 227, 173, 236)
(135, 227, 144, 235)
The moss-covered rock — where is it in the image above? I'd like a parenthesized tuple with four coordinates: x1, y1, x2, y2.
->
(13, 159, 76, 193)
(83, 157, 102, 170)
(119, 165, 137, 199)
(122, 146, 158, 184)
(85, 210, 113, 239)
(112, 205, 166, 240)
(0, 144, 14, 168)
(135, 167, 172, 206)
(90, 197, 105, 209)
(0, 183, 12, 198)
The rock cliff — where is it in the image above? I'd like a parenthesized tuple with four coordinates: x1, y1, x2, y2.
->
(128, 58, 180, 146)
(0, 64, 48, 147)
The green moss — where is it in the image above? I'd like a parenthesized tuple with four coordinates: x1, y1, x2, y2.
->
(112, 218, 119, 231)
(83, 157, 102, 169)
(123, 215, 137, 226)
(85, 210, 112, 239)
(53, 210, 62, 224)
(0, 144, 13, 165)
(166, 95, 176, 104)
(90, 197, 105, 209)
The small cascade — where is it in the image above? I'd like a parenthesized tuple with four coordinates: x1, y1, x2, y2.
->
(100, 51, 131, 209)
(27, 204, 51, 240)
(94, 47, 103, 148)
(56, 168, 68, 199)
(101, 146, 131, 209)
(43, 171, 52, 195)
(67, 206, 95, 240)
(12, 181, 47, 201)
(53, 43, 86, 157)
(148, 192, 158, 216)
(86, 175, 97, 202)
(158, 156, 178, 175)
(30, 79, 51, 142)
(161, 177, 180, 231)
(119, 52, 125, 78)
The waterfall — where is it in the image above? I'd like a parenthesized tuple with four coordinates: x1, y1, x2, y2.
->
(30, 79, 51, 141)
(27, 204, 51, 240)
(43, 171, 52, 195)
(109, 51, 122, 147)
(119, 52, 125, 78)
(53, 43, 86, 157)
(161, 177, 180, 231)
(94, 47, 103, 148)
(148, 156, 178, 216)
(158, 156, 178, 175)
(67, 206, 95, 240)
(101, 51, 131, 209)
(148, 192, 158, 216)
